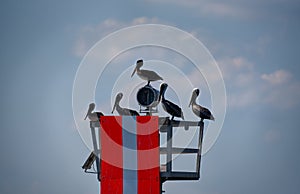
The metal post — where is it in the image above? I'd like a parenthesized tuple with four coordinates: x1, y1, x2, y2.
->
(90, 122, 100, 181)
(196, 121, 204, 175)
(166, 123, 172, 174)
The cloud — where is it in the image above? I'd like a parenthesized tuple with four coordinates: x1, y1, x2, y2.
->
(217, 57, 254, 83)
(259, 69, 300, 108)
(144, 0, 257, 19)
(201, 2, 252, 18)
(231, 57, 253, 70)
(73, 18, 300, 111)
(218, 56, 300, 109)
(262, 80, 300, 108)
(261, 69, 292, 85)
(145, 0, 300, 23)
(73, 17, 164, 57)
(73, 18, 123, 57)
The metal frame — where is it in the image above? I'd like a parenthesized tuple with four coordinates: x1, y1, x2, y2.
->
(159, 117, 204, 183)
(89, 121, 101, 181)
(85, 117, 204, 192)
(139, 106, 158, 114)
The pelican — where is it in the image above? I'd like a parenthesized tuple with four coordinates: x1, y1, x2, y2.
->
(84, 103, 104, 121)
(131, 59, 163, 85)
(112, 93, 140, 116)
(159, 83, 184, 120)
(189, 89, 215, 122)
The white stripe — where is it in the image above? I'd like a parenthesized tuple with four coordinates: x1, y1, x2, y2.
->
(122, 116, 138, 194)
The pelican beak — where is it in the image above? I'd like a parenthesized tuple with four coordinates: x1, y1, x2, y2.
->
(188, 93, 195, 107)
(111, 101, 117, 113)
(85, 103, 94, 120)
(158, 90, 162, 101)
(159, 84, 166, 102)
(131, 67, 137, 77)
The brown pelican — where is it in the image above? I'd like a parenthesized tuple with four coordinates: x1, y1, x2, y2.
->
(159, 83, 184, 120)
(112, 93, 140, 116)
(131, 59, 163, 85)
(84, 103, 104, 121)
(189, 88, 215, 122)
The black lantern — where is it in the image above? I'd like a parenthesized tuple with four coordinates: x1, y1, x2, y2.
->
(136, 85, 160, 114)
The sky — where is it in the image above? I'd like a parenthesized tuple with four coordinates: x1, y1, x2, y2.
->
(0, 0, 300, 194)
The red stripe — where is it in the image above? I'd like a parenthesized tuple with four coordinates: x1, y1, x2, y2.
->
(100, 116, 123, 194)
(137, 116, 160, 194)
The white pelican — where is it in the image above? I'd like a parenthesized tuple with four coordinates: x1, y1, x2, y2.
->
(131, 59, 163, 85)
(189, 89, 215, 122)
(112, 93, 140, 116)
(159, 83, 184, 120)
(84, 103, 104, 121)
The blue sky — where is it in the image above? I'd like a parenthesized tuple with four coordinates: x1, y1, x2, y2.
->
(1, 0, 300, 194)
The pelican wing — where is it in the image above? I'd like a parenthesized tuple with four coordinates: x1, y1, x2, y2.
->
(96, 112, 104, 118)
(200, 107, 212, 118)
(129, 109, 140, 116)
(192, 104, 212, 119)
(120, 108, 140, 116)
(163, 100, 183, 118)
(140, 69, 163, 81)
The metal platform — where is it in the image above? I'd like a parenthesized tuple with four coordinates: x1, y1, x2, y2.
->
(158, 117, 204, 183)
(85, 116, 204, 186)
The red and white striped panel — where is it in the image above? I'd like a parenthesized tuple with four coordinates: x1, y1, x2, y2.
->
(100, 116, 159, 194)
